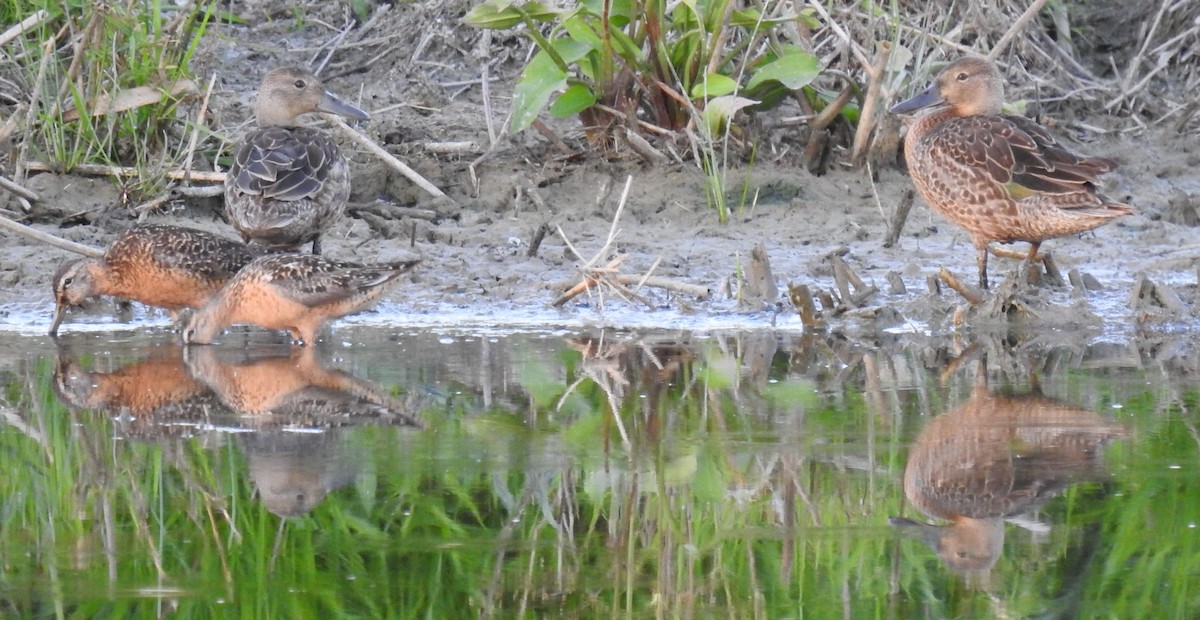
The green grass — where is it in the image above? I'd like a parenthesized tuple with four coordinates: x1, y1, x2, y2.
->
(6, 0, 216, 202)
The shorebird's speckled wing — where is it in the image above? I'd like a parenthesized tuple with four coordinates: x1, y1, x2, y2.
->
(257, 255, 420, 307)
(133, 225, 265, 280)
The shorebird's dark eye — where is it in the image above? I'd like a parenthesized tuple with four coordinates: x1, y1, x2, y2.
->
(294, 79, 306, 88)
(956, 72, 969, 82)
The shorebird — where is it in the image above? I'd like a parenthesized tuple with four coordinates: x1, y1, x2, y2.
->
(49, 224, 262, 335)
(890, 56, 1133, 289)
(181, 254, 419, 346)
(225, 67, 369, 254)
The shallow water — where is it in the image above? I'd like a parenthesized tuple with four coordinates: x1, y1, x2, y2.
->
(0, 324, 1197, 617)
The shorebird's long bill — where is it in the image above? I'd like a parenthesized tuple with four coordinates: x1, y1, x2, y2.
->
(889, 84, 943, 114)
(48, 302, 67, 337)
(318, 91, 369, 122)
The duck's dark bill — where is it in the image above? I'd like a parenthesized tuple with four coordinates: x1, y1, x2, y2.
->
(889, 84, 943, 114)
(318, 92, 369, 122)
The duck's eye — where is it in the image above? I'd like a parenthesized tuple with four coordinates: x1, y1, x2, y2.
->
(63, 277, 73, 286)
(956, 72, 969, 82)
(294, 79, 306, 89)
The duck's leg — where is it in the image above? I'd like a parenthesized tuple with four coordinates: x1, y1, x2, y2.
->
(1025, 241, 1041, 263)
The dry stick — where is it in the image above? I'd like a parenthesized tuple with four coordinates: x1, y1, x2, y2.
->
(480, 29, 497, 146)
(632, 256, 663, 294)
(859, 13, 977, 56)
(180, 73, 217, 186)
(322, 114, 451, 201)
(15, 37, 55, 185)
(850, 43, 893, 167)
(884, 189, 915, 248)
(938, 267, 984, 305)
(0, 214, 103, 258)
(1117, 0, 1173, 97)
(0, 9, 50, 48)
(0, 174, 38, 202)
(806, 0, 871, 71)
(581, 175, 633, 271)
(24, 161, 226, 183)
(987, 0, 1051, 60)
(527, 223, 550, 258)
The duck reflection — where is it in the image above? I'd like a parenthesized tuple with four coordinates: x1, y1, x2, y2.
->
(891, 367, 1126, 585)
(241, 430, 364, 517)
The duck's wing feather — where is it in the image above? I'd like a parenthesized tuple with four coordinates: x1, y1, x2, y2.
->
(229, 127, 334, 201)
(930, 115, 1117, 198)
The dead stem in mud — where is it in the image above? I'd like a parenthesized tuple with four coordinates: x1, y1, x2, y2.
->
(553, 176, 711, 309)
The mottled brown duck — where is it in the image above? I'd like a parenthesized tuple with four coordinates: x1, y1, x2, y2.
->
(891, 376, 1126, 583)
(49, 224, 263, 335)
(181, 254, 420, 346)
(890, 56, 1134, 289)
(226, 67, 369, 254)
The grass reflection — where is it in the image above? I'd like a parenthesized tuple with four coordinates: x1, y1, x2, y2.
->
(0, 330, 1191, 616)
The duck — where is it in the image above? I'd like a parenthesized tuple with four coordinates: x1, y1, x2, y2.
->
(889, 55, 1134, 289)
(181, 254, 420, 346)
(49, 224, 263, 335)
(891, 366, 1125, 584)
(225, 67, 369, 254)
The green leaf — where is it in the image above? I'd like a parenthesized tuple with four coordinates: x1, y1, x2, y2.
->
(701, 95, 758, 137)
(550, 82, 598, 117)
(562, 15, 602, 51)
(580, 0, 635, 26)
(511, 39, 593, 132)
(689, 73, 737, 98)
(463, 0, 558, 29)
(745, 49, 822, 93)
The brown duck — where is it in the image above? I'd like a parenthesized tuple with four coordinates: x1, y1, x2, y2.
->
(890, 56, 1134, 288)
(226, 67, 369, 254)
(50, 224, 262, 335)
(891, 371, 1126, 584)
(181, 254, 420, 346)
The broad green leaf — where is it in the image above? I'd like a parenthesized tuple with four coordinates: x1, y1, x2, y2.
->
(730, 7, 762, 27)
(579, 0, 635, 26)
(689, 73, 737, 98)
(511, 51, 568, 132)
(463, 0, 558, 29)
(746, 49, 821, 92)
(701, 94, 757, 137)
(563, 15, 602, 51)
(550, 82, 597, 117)
(511, 39, 593, 132)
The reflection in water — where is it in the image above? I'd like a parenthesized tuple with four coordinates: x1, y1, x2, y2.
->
(184, 345, 422, 516)
(53, 343, 222, 436)
(241, 431, 363, 517)
(184, 345, 422, 427)
(892, 364, 1127, 586)
(12, 329, 1191, 616)
(53, 341, 421, 517)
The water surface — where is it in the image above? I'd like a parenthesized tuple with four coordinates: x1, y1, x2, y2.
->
(0, 326, 1195, 617)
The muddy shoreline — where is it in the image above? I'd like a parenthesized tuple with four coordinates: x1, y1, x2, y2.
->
(2, 2, 1198, 344)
